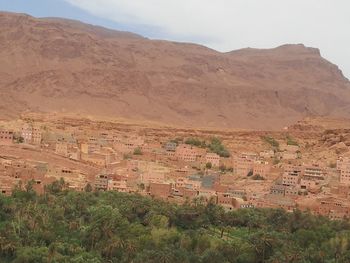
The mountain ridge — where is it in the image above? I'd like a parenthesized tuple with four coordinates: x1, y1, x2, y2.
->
(0, 12, 349, 129)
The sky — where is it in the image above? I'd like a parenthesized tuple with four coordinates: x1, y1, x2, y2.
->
(0, 0, 349, 78)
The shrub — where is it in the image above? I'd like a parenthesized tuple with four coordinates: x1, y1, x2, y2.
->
(133, 147, 142, 155)
(208, 137, 230, 157)
(329, 162, 337, 168)
(252, 174, 265, 180)
(219, 164, 226, 172)
(286, 135, 299, 146)
(123, 153, 132, 159)
(262, 136, 279, 149)
(185, 137, 204, 147)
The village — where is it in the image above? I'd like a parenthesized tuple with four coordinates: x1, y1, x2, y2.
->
(1, 114, 350, 221)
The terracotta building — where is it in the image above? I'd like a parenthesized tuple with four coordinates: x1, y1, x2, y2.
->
(316, 197, 350, 220)
(21, 123, 42, 145)
(282, 165, 303, 186)
(0, 130, 13, 145)
(55, 142, 68, 157)
(303, 164, 326, 180)
(205, 153, 220, 167)
(94, 174, 109, 191)
(253, 161, 271, 178)
(107, 176, 129, 192)
(337, 157, 350, 185)
(233, 154, 255, 177)
(175, 177, 201, 190)
(164, 142, 177, 152)
(149, 182, 172, 199)
(175, 144, 204, 162)
(216, 193, 242, 211)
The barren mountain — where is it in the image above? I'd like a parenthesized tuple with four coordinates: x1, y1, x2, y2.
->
(1, 11, 350, 129)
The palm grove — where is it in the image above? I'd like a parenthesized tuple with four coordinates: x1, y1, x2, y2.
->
(1, 180, 350, 262)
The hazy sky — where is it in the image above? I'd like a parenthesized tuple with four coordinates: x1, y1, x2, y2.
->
(1, 0, 349, 78)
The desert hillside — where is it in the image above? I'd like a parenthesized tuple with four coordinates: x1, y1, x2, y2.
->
(0, 12, 349, 129)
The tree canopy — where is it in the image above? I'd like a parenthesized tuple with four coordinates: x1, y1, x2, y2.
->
(0, 182, 350, 262)
(185, 137, 230, 158)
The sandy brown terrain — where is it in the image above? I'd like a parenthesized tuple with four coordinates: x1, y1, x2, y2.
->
(0, 12, 350, 130)
(0, 144, 99, 177)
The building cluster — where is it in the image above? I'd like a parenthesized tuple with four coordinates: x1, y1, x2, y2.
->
(0, 157, 88, 195)
(1, 120, 350, 220)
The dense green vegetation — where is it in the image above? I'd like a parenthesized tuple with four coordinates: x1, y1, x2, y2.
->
(262, 136, 279, 149)
(205, 162, 212, 169)
(133, 147, 143, 155)
(170, 138, 183, 145)
(219, 165, 233, 173)
(185, 137, 206, 148)
(207, 137, 230, 158)
(185, 137, 230, 158)
(286, 135, 299, 146)
(251, 174, 265, 180)
(1, 182, 350, 262)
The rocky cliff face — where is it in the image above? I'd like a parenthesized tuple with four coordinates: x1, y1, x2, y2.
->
(1, 12, 349, 129)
